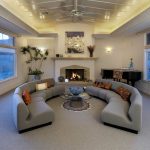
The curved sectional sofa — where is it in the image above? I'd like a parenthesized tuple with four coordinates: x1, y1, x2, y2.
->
(13, 78, 65, 133)
(85, 79, 142, 133)
(13, 78, 142, 134)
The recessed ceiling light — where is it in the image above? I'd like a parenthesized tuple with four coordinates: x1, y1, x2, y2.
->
(104, 11, 110, 20)
(131, 0, 137, 4)
(124, 6, 130, 11)
(40, 14, 45, 19)
(15, 0, 20, 5)
(117, 12, 125, 17)
(32, 4, 36, 10)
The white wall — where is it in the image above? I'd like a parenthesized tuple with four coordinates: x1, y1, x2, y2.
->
(0, 37, 27, 95)
(94, 34, 144, 78)
(55, 23, 95, 57)
(27, 38, 56, 79)
(0, 25, 145, 95)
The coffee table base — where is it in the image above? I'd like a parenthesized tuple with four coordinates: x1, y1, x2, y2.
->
(69, 96, 83, 108)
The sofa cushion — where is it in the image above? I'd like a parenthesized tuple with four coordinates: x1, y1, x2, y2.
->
(104, 82, 112, 90)
(40, 78, 55, 88)
(31, 91, 47, 100)
(97, 82, 105, 88)
(27, 101, 54, 125)
(22, 89, 32, 105)
(105, 90, 122, 102)
(85, 86, 100, 97)
(94, 81, 99, 87)
(98, 88, 108, 100)
(51, 85, 65, 97)
(31, 96, 45, 103)
(20, 81, 38, 93)
(44, 88, 53, 100)
(115, 86, 131, 101)
(101, 100, 131, 127)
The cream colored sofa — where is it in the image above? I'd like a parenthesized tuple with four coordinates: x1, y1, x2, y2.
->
(85, 79, 142, 133)
(13, 78, 65, 133)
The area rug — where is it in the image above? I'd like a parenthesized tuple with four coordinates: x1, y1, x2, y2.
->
(63, 100, 90, 111)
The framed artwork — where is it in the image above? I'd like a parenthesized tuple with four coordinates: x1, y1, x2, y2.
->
(65, 31, 84, 54)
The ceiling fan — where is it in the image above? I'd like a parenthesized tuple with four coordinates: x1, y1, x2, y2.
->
(55, 0, 98, 22)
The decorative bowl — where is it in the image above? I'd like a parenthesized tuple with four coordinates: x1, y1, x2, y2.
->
(69, 86, 84, 95)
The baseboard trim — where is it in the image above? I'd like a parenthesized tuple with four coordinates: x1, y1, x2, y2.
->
(103, 122, 138, 134)
(19, 122, 52, 134)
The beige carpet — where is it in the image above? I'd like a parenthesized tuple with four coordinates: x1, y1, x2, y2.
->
(0, 91, 150, 150)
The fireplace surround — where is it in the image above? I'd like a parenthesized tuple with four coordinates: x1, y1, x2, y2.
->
(53, 57, 96, 81)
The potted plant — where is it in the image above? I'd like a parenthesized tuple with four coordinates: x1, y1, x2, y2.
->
(21, 46, 49, 81)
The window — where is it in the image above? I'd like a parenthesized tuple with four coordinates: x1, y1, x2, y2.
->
(144, 50, 150, 80)
(0, 33, 14, 46)
(0, 33, 16, 81)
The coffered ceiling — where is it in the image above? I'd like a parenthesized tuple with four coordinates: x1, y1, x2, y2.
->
(1, 0, 150, 34)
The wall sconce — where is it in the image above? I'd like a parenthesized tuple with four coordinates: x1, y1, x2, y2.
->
(105, 47, 112, 54)
(39, 47, 46, 54)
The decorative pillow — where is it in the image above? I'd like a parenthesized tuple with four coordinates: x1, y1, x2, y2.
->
(115, 86, 131, 101)
(94, 81, 99, 87)
(96, 82, 100, 87)
(46, 80, 53, 88)
(36, 82, 48, 91)
(94, 81, 98, 86)
(41, 79, 55, 88)
(104, 82, 112, 90)
(22, 89, 31, 105)
(98, 82, 105, 88)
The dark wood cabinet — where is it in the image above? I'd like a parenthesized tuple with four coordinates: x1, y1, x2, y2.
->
(101, 69, 142, 86)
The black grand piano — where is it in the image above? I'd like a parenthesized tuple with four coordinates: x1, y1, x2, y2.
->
(101, 69, 142, 86)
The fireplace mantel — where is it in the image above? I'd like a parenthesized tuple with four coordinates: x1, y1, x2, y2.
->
(52, 57, 98, 60)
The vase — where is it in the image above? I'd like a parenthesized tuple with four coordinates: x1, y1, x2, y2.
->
(90, 52, 93, 57)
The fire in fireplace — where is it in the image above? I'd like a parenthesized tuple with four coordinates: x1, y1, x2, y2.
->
(66, 69, 84, 81)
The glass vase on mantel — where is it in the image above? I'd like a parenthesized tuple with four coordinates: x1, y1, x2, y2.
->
(87, 45, 95, 57)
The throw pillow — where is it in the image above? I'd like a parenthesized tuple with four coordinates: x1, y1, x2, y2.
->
(41, 79, 55, 88)
(98, 82, 105, 88)
(46, 80, 53, 88)
(115, 86, 131, 101)
(121, 88, 131, 101)
(47, 80, 52, 88)
(36, 82, 48, 91)
(94, 81, 99, 87)
(94, 81, 98, 86)
(22, 89, 31, 105)
(104, 82, 112, 90)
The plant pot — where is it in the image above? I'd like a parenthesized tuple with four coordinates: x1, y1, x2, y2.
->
(34, 75, 41, 80)
(28, 75, 41, 81)
(28, 75, 35, 81)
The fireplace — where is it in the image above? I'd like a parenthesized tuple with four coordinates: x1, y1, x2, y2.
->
(66, 69, 84, 81)
(60, 65, 90, 81)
